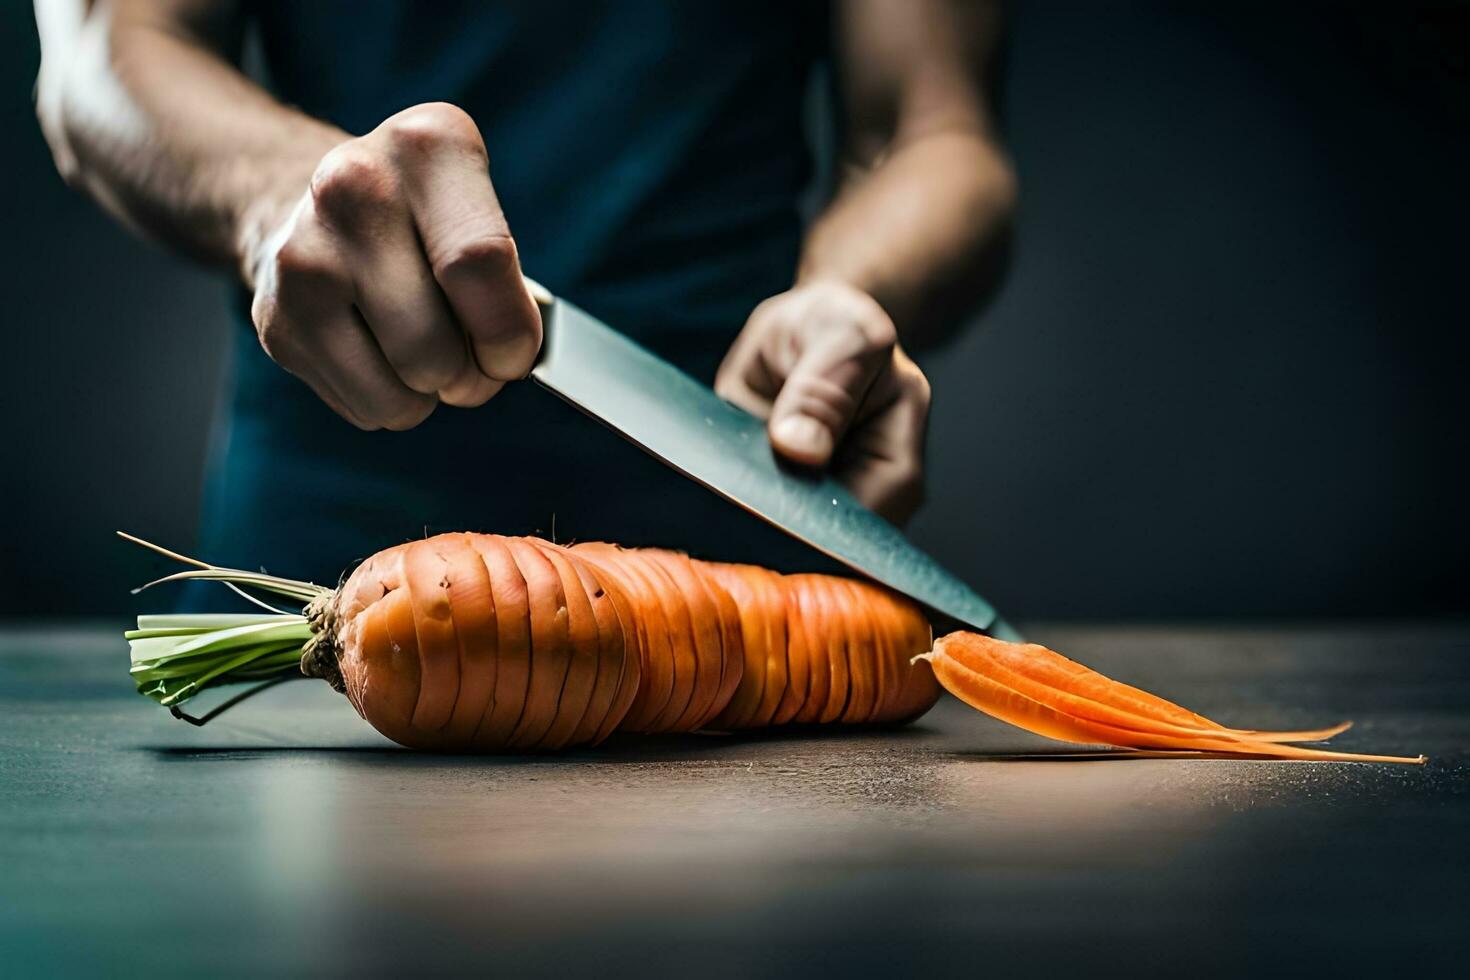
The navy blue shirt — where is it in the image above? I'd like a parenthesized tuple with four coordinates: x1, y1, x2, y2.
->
(195, 1, 833, 590)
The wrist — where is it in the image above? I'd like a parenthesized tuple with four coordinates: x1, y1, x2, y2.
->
(234, 126, 348, 289)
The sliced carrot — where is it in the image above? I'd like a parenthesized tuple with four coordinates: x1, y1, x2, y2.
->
(575, 544, 674, 733)
(702, 563, 765, 729)
(558, 549, 624, 747)
(833, 579, 876, 724)
(925, 636, 1424, 764)
(468, 535, 531, 750)
(644, 550, 725, 732)
(793, 578, 829, 725)
(503, 537, 572, 750)
(582, 559, 642, 746)
(528, 540, 600, 752)
(401, 539, 461, 734)
(938, 634, 1351, 744)
(436, 534, 499, 745)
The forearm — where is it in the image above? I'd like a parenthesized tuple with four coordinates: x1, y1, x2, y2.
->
(799, 130, 1016, 349)
(37, 1, 344, 283)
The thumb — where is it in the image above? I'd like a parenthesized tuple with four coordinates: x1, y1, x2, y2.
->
(766, 333, 889, 468)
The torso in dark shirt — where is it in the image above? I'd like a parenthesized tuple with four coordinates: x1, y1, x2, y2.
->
(195, 1, 832, 589)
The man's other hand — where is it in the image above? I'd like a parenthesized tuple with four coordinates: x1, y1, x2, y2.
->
(715, 281, 931, 525)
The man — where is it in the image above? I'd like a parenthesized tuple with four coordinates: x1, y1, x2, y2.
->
(36, 0, 1014, 585)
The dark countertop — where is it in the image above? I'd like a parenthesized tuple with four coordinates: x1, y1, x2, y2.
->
(2, 621, 1465, 978)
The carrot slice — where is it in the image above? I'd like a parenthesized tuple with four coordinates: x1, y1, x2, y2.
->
(815, 579, 853, 724)
(575, 544, 673, 733)
(772, 573, 809, 725)
(437, 534, 499, 745)
(625, 551, 697, 732)
(790, 577, 830, 724)
(559, 550, 625, 747)
(468, 535, 531, 750)
(401, 539, 462, 734)
(578, 557, 642, 746)
(925, 635, 1425, 764)
(503, 537, 571, 750)
(347, 586, 421, 746)
(833, 579, 876, 724)
(696, 561, 745, 729)
(643, 550, 724, 732)
(528, 540, 600, 751)
(702, 563, 766, 729)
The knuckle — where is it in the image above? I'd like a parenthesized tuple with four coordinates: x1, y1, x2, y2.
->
(310, 144, 398, 219)
(380, 397, 435, 432)
(272, 236, 340, 286)
(398, 353, 464, 395)
(382, 102, 485, 158)
(253, 306, 294, 363)
(858, 310, 898, 352)
(905, 364, 932, 407)
(431, 233, 517, 284)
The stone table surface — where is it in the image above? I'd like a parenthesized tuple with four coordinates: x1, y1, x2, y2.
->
(1, 621, 1466, 978)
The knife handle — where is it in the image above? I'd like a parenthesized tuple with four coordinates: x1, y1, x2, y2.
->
(523, 276, 554, 309)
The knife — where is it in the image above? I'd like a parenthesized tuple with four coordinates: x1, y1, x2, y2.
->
(522, 278, 1021, 641)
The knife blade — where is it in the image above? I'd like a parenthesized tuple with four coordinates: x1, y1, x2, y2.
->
(524, 281, 1020, 640)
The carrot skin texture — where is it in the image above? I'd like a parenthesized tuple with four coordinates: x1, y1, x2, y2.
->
(468, 536, 531, 750)
(401, 540, 461, 735)
(329, 533, 938, 751)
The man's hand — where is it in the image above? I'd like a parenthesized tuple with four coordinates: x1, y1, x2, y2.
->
(249, 103, 542, 430)
(715, 281, 931, 525)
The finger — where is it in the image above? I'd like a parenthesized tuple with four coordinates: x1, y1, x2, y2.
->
(309, 142, 471, 398)
(384, 104, 543, 380)
(437, 332, 506, 407)
(714, 298, 787, 418)
(834, 352, 930, 524)
(767, 319, 894, 469)
(275, 293, 435, 432)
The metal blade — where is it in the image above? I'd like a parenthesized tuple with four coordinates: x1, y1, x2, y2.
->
(530, 297, 1020, 639)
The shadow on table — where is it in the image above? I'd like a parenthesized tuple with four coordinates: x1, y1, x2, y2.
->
(141, 720, 938, 767)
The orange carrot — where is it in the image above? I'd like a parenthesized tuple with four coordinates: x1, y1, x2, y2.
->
(122, 532, 1421, 763)
(922, 632, 1424, 764)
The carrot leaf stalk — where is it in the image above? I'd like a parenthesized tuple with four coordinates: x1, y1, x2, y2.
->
(120, 532, 330, 709)
(921, 632, 1426, 765)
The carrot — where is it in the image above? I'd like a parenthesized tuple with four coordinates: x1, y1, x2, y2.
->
(921, 632, 1424, 764)
(120, 532, 1421, 763)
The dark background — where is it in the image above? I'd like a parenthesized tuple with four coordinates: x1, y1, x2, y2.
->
(3, 2, 1466, 621)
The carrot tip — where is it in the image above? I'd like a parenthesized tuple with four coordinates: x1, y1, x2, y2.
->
(910, 652, 934, 666)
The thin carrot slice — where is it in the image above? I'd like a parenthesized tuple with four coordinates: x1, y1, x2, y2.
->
(625, 551, 698, 732)
(504, 537, 571, 750)
(575, 544, 673, 732)
(644, 550, 724, 732)
(528, 540, 600, 751)
(437, 534, 499, 745)
(582, 559, 642, 746)
(560, 550, 625, 747)
(756, 568, 792, 727)
(702, 563, 766, 729)
(348, 587, 420, 746)
(815, 578, 853, 724)
(834, 579, 876, 724)
(925, 640, 1425, 764)
(790, 577, 830, 724)
(401, 539, 462, 734)
(696, 562, 745, 729)
(468, 535, 531, 750)
(772, 572, 810, 725)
